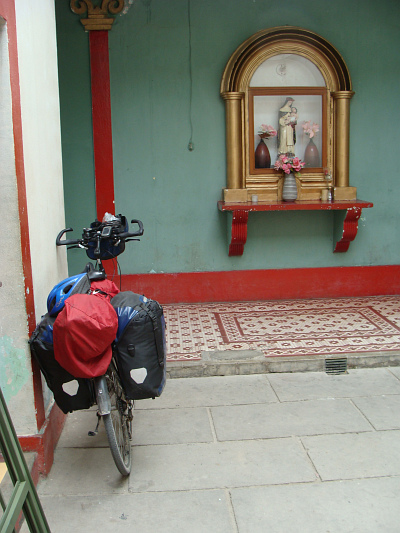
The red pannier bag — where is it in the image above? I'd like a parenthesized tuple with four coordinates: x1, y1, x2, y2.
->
(53, 293, 118, 378)
(29, 313, 95, 413)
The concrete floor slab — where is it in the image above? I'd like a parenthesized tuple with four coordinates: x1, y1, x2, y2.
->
(135, 374, 277, 409)
(353, 394, 400, 430)
(302, 430, 400, 480)
(57, 410, 109, 448)
(128, 438, 317, 492)
(211, 398, 373, 441)
(231, 477, 400, 533)
(38, 448, 129, 496)
(132, 407, 214, 445)
(389, 366, 400, 379)
(32, 368, 400, 533)
(267, 368, 400, 402)
(38, 491, 235, 533)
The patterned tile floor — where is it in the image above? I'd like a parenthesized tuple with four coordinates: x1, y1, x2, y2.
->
(163, 296, 400, 362)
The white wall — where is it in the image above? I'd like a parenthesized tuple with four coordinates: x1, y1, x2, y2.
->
(0, 0, 67, 434)
(15, 0, 68, 322)
(0, 15, 36, 434)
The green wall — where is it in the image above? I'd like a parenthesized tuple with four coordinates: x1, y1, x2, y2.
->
(55, 0, 400, 276)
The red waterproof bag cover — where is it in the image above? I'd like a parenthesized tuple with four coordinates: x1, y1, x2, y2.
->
(53, 293, 118, 378)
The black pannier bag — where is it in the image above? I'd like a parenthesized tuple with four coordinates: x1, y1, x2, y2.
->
(111, 291, 167, 400)
(29, 313, 94, 414)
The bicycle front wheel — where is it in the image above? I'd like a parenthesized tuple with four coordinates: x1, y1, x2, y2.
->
(103, 371, 132, 476)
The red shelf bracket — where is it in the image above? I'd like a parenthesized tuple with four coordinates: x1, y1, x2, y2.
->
(228, 210, 249, 256)
(333, 206, 363, 253)
(218, 200, 373, 256)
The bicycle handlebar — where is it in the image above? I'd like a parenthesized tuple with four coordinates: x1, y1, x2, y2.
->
(118, 219, 144, 239)
(56, 217, 144, 258)
(56, 228, 79, 247)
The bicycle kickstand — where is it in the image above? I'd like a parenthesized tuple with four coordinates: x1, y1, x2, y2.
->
(88, 412, 102, 437)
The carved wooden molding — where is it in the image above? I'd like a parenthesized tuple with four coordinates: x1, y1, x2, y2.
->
(220, 27, 356, 203)
(70, 0, 125, 30)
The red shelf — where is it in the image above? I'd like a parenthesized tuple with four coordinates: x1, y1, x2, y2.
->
(218, 199, 373, 256)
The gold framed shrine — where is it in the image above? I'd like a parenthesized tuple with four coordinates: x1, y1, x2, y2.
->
(220, 27, 356, 202)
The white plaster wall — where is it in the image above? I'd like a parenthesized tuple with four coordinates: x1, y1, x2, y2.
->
(15, 0, 68, 322)
(0, 1, 67, 434)
(0, 16, 36, 435)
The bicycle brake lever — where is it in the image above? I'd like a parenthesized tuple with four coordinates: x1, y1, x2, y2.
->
(94, 235, 101, 258)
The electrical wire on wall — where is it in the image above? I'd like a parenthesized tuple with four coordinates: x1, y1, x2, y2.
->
(187, 0, 194, 151)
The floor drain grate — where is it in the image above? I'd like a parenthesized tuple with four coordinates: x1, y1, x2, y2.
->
(325, 358, 348, 375)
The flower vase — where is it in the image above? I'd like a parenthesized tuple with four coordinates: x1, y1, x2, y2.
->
(255, 138, 271, 168)
(304, 138, 320, 167)
(282, 173, 298, 202)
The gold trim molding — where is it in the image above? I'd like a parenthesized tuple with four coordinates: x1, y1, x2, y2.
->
(221, 92, 245, 189)
(220, 27, 356, 201)
(221, 27, 352, 94)
(70, 0, 125, 31)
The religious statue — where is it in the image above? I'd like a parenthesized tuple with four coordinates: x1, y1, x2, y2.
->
(277, 97, 297, 157)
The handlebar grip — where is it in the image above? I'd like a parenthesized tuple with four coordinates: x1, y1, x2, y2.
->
(132, 219, 144, 234)
(118, 219, 144, 239)
(56, 228, 81, 246)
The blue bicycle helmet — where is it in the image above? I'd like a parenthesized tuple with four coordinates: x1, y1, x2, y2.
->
(47, 273, 90, 316)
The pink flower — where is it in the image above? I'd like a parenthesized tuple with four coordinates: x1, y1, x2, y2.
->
(258, 124, 277, 137)
(291, 157, 305, 172)
(274, 155, 287, 171)
(302, 121, 319, 138)
(274, 155, 305, 174)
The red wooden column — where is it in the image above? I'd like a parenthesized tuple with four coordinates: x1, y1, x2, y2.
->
(89, 30, 115, 221)
(70, 1, 126, 221)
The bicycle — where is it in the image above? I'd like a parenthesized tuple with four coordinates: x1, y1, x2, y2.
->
(54, 214, 144, 476)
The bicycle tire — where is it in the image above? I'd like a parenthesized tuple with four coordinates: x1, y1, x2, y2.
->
(103, 370, 132, 476)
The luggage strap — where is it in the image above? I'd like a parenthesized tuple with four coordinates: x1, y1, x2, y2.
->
(140, 302, 165, 367)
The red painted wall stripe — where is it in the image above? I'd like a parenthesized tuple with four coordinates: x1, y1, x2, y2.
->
(19, 403, 66, 476)
(89, 30, 115, 221)
(0, 0, 45, 430)
(121, 265, 400, 304)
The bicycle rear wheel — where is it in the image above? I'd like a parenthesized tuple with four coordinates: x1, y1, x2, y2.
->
(103, 368, 133, 476)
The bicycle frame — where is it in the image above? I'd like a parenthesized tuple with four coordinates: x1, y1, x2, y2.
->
(94, 376, 111, 415)
(53, 215, 143, 476)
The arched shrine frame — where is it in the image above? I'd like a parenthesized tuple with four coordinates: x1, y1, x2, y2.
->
(220, 26, 357, 202)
